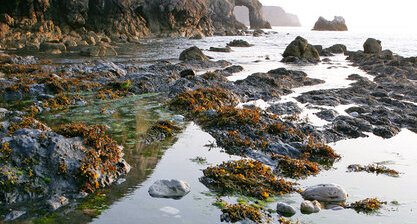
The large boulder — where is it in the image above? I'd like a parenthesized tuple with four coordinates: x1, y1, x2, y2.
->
(148, 179, 191, 199)
(282, 36, 320, 63)
(179, 46, 209, 61)
(313, 16, 348, 31)
(301, 184, 348, 203)
(363, 38, 382, 54)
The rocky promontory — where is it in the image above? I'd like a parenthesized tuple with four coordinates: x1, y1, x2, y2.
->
(313, 16, 348, 31)
(0, 0, 271, 53)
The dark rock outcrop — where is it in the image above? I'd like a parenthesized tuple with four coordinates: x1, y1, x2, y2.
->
(282, 36, 321, 63)
(363, 38, 382, 54)
(313, 16, 348, 31)
(234, 5, 301, 27)
(179, 46, 210, 61)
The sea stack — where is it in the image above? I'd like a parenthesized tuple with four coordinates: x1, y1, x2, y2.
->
(313, 16, 348, 31)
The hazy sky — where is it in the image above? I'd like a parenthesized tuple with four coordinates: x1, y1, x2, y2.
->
(260, 0, 417, 30)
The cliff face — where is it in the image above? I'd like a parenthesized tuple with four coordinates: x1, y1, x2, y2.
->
(313, 16, 348, 31)
(234, 5, 301, 27)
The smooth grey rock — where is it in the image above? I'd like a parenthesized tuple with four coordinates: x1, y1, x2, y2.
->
(349, 112, 359, 117)
(301, 184, 348, 203)
(148, 179, 191, 199)
(300, 200, 321, 214)
(276, 202, 297, 217)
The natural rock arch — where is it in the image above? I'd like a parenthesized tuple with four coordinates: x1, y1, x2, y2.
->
(234, 0, 271, 29)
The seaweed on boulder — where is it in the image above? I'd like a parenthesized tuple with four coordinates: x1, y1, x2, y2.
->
(273, 155, 320, 179)
(169, 87, 239, 113)
(200, 159, 297, 199)
(55, 123, 130, 193)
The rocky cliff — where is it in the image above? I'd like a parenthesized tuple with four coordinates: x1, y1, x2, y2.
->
(312, 16, 348, 31)
(234, 6, 301, 27)
(0, 0, 270, 53)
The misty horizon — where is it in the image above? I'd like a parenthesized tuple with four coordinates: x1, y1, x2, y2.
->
(260, 0, 417, 32)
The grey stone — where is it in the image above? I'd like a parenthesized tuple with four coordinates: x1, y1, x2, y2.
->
(301, 184, 348, 203)
(148, 179, 191, 199)
(276, 202, 296, 217)
(300, 200, 321, 214)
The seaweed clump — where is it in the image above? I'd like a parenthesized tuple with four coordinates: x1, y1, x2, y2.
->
(347, 164, 400, 177)
(54, 123, 127, 193)
(273, 155, 320, 179)
(302, 137, 340, 166)
(7, 116, 50, 135)
(348, 198, 386, 214)
(169, 87, 238, 114)
(201, 159, 297, 199)
(219, 201, 263, 223)
(200, 106, 261, 128)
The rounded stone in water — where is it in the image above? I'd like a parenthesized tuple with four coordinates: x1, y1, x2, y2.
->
(301, 184, 347, 203)
(300, 200, 321, 214)
(148, 179, 191, 199)
(276, 202, 296, 217)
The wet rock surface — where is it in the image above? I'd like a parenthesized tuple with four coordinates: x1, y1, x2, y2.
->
(297, 40, 417, 140)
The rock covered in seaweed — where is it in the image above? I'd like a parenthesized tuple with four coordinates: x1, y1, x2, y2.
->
(0, 114, 130, 210)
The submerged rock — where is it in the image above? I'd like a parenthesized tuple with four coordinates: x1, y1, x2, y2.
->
(301, 184, 348, 203)
(148, 179, 191, 199)
(209, 46, 232, 53)
(227, 40, 253, 47)
(282, 36, 320, 63)
(276, 202, 296, 217)
(313, 16, 348, 31)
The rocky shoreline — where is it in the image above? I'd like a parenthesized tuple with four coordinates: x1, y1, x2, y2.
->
(0, 33, 415, 222)
(0, 0, 271, 56)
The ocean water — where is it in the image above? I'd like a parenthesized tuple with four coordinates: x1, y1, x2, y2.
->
(59, 27, 417, 223)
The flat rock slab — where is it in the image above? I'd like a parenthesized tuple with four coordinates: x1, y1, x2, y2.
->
(148, 179, 191, 199)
